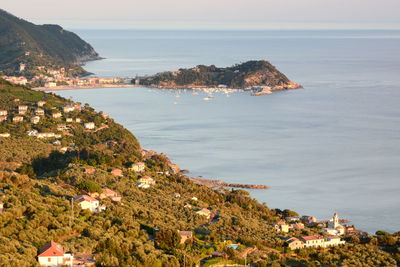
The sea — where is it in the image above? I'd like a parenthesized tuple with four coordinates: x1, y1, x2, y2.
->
(58, 29, 400, 233)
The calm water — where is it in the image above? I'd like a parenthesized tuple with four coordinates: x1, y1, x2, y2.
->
(59, 30, 400, 233)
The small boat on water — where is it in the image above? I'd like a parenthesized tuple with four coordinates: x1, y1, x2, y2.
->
(202, 97, 210, 101)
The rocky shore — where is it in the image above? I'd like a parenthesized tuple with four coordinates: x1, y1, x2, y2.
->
(188, 176, 269, 189)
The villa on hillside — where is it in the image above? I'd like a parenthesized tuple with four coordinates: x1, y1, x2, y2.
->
(37, 100, 47, 107)
(129, 162, 146, 173)
(274, 221, 289, 233)
(285, 237, 304, 250)
(137, 176, 155, 188)
(37, 241, 73, 267)
(0, 116, 7, 122)
(196, 208, 212, 219)
(13, 116, 24, 123)
(31, 116, 40, 124)
(0, 201, 3, 212)
(84, 122, 95, 130)
(74, 195, 101, 213)
(52, 112, 62, 119)
(0, 133, 10, 138)
(138, 176, 155, 185)
(35, 108, 45, 116)
(110, 169, 123, 177)
(0, 110, 7, 116)
(300, 235, 345, 248)
(89, 188, 122, 202)
(63, 105, 75, 113)
(18, 105, 28, 114)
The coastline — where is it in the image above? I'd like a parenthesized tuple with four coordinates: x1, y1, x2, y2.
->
(33, 84, 140, 91)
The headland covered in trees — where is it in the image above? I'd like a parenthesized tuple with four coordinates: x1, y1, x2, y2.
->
(138, 60, 302, 95)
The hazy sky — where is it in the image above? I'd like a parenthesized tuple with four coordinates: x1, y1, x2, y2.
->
(3, 0, 400, 30)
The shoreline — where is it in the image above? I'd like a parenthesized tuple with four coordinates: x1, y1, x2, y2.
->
(33, 84, 140, 91)
(187, 176, 269, 190)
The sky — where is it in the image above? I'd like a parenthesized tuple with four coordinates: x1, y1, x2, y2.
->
(2, 0, 400, 30)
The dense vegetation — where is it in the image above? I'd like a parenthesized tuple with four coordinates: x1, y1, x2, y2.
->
(139, 60, 301, 89)
(0, 9, 99, 77)
(0, 80, 399, 266)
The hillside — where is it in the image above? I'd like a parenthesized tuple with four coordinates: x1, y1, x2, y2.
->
(0, 9, 100, 77)
(139, 60, 302, 90)
(0, 79, 399, 266)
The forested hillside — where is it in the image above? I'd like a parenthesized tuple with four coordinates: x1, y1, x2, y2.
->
(0, 79, 399, 266)
(0, 9, 99, 77)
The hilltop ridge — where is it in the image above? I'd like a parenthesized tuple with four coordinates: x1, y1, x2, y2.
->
(0, 9, 100, 77)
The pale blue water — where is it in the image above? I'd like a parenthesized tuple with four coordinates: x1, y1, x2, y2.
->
(60, 30, 400, 233)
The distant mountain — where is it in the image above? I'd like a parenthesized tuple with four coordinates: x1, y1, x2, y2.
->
(139, 60, 302, 90)
(0, 9, 100, 77)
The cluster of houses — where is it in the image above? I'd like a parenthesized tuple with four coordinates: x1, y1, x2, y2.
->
(37, 241, 95, 266)
(74, 188, 122, 213)
(276, 212, 367, 250)
(0, 100, 99, 139)
(2, 71, 127, 88)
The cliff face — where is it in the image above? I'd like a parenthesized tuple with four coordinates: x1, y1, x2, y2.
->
(139, 60, 302, 90)
(0, 9, 100, 76)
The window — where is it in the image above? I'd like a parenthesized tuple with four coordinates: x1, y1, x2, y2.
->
(48, 258, 51, 262)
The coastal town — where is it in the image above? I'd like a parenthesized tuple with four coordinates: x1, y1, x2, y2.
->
(1, 63, 134, 89)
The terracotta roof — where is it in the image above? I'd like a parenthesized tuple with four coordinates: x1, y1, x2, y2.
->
(103, 188, 118, 197)
(74, 195, 98, 202)
(275, 221, 286, 226)
(301, 235, 324, 241)
(38, 241, 64, 257)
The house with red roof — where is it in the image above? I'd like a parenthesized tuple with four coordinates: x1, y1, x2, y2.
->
(37, 241, 73, 266)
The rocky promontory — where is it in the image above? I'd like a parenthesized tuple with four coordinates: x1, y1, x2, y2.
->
(138, 60, 302, 92)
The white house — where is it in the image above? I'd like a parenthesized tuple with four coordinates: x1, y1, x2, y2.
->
(137, 176, 155, 185)
(196, 208, 212, 219)
(84, 122, 95, 130)
(300, 235, 345, 248)
(18, 105, 28, 114)
(31, 116, 40, 124)
(129, 162, 146, 173)
(37, 241, 73, 267)
(52, 112, 62, 119)
(13, 116, 24, 123)
(37, 101, 47, 107)
(0, 110, 7, 116)
(37, 133, 56, 139)
(74, 195, 100, 212)
(63, 105, 75, 113)
(36, 108, 45, 116)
